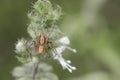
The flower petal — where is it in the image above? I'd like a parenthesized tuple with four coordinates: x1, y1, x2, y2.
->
(58, 36, 70, 45)
(16, 39, 27, 53)
(66, 46, 77, 53)
(52, 46, 76, 72)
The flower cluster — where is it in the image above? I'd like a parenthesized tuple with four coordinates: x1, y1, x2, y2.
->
(53, 36, 77, 72)
(15, 0, 76, 75)
(12, 58, 58, 80)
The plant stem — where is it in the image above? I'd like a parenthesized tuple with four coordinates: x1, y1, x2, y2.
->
(33, 62, 39, 80)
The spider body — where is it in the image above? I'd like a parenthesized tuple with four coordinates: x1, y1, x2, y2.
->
(36, 32, 46, 54)
(36, 32, 52, 54)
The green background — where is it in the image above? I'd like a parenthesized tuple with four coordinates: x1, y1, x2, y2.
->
(1, 0, 120, 80)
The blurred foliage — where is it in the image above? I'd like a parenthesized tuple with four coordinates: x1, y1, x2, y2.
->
(1, 0, 120, 80)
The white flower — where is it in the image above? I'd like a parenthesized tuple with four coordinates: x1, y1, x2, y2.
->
(12, 62, 58, 80)
(58, 36, 70, 45)
(52, 36, 77, 73)
(16, 39, 27, 53)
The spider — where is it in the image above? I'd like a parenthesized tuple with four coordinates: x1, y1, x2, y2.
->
(36, 32, 53, 55)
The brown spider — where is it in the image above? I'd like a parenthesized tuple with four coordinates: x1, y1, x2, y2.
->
(36, 32, 52, 54)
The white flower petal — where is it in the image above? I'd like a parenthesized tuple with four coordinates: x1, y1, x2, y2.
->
(52, 46, 76, 72)
(16, 39, 26, 52)
(67, 60, 71, 64)
(58, 36, 70, 45)
(52, 36, 77, 72)
(56, 46, 66, 54)
(54, 55, 76, 73)
(66, 46, 77, 53)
